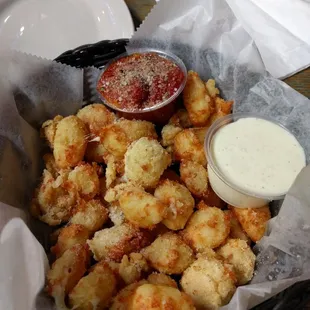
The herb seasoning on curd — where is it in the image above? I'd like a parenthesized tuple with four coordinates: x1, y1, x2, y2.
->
(207, 116, 306, 207)
(97, 52, 185, 112)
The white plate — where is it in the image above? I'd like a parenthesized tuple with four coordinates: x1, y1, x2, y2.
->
(0, 0, 134, 59)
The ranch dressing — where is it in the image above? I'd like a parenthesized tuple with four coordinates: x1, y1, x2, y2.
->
(208, 117, 306, 207)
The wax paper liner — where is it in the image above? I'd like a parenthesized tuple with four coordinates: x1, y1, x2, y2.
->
(1, 0, 310, 309)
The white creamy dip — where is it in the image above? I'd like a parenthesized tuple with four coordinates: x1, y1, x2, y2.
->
(208, 117, 306, 207)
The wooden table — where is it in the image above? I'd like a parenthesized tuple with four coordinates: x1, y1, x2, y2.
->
(125, 0, 310, 98)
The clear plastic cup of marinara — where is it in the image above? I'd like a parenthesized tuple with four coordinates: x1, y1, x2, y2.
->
(96, 49, 187, 124)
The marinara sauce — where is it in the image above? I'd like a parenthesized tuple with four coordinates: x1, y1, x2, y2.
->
(97, 52, 185, 112)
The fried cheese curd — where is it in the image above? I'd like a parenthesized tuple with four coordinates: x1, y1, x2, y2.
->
(169, 108, 192, 128)
(147, 273, 178, 288)
(180, 160, 208, 198)
(46, 244, 90, 305)
(110, 280, 193, 310)
(87, 223, 152, 262)
(130, 284, 195, 310)
(181, 202, 230, 252)
(181, 252, 237, 310)
(110, 280, 149, 310)
(161, 124, 182, 147)
(154, 179, 195, 230)
(141, 232, 195, 274)
(68, 261, 117, 310)
(108, 201, 125, 226)
(51, 224, 90, 258)
(174, 129, 206, 166)
(225, 210, 251, 244)
(125, 137, 171, 188)
(206, 96, 233, 126)
(183, 70, 214, 127)
(76, 103, 116, 134)
(43, 153, 60, 178)
(119, 253, 150, 285)
(85, 140, 108, 163)
(69, 199, 109, 233)
(119, 187, 168, 229)
(53, 115, 88, 169)
(230, 205, 271, 242)
(68, 162, 100, 199)
(41, 115, 63, 149)
(99, 119, 158, 159)
(30, 169, 76, 226)
(217, 238, 255, 285)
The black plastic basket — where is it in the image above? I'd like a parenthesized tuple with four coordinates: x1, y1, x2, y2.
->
(55, 39, 310, 310)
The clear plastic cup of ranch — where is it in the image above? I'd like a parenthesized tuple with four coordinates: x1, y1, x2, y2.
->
(204, 113, 306, 208)
(96, 48, 187, 125)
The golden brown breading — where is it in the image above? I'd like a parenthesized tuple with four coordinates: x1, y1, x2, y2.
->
(205, 79, 220, 98)
(230, 205, 271, 242)
(130, 283, 195, 310)
(225, 210, 251, 244)
(87, 223, 152, 262)
(119, 187, 168, 229)
(165, 145, 176, 162)
(53, 116, 88, 169)
(180, 253, 236, 309)
(99, 123, 128, 159)
(215, 96, 233, 115)
(190, 127, 208, 145)
(70, 199, 109, 233)
(110, 280, 148, 310)
(217, 239, 255, 285)
(174, 129, 206, 166)
(161, 124, 182, 147)
(30, 169, 77, 226)
(76, 103, 116, 134)
(104, 156, 117, 188)
(169, 109, 192, 128)
(202, 184, 227, 209)
(85, 141, 107, 163)
(41, 115, 63, 149)
(51, 224, 90, 258)
(154, 180, 194, 230)
(124, 137, 171, 188)
(43, 153, 60, 178)
(119, 253, 150, 285)
(207, 97, 233, 126)
(183, 70, 213, 127)
(68, 260, 117, 310)
(108, 202, 125, 226)
(147, 273, 177, 288)
(98, 177, 107, 201)
(98, 119, 158, 161)
(181, 203, 230, 252)
(180, 160, 208, 198)
(104, 182, 138, 203)
(68, 162, 100, 200)
(141, 232, 195, 275)
(46, 244, 90, 302)
(119, 119, 158, 142)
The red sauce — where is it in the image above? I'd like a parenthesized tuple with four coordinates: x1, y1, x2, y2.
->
(97, 52, 185, 111)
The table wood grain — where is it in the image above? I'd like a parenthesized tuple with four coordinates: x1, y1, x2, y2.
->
(125, 0, 310, 99)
